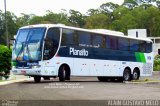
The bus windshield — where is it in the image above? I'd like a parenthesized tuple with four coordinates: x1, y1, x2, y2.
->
(12, 28, 46, 61)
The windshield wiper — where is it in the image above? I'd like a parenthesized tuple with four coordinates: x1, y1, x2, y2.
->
(25, 43, 32, 61)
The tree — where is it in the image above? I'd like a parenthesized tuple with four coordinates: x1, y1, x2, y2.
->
(85, 14, 109, 29)
(16, 13, 34, 27)
(155, 0, 160, 8)
(87, 9, 100, 16)
(112, 13, 137, 34)
(68, 10, 86, 27)
(0, 10, 5, 44)
(146, 6, 160, 36)
(123, 0, 138, 9)
(138, 0, 152, 4)
(0, 45, 12, 77)
(0, 11, 18, 44)
(112, 6, 130, 21)
(6, 12, 19, 39)
(29, 16, 44, 24)
(42, 10, 70, 25)
(100, 2, 119, 13)
(131, 6, 148, 28)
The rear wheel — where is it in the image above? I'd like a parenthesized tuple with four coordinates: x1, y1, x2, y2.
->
(34, 76, 41, 83)
(123, 68, 131, 81)
(132, 69, 140, 80)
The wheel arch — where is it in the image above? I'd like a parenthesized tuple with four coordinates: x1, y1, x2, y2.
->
(124, 67, 131, 74)
(58, 63, 71, 77)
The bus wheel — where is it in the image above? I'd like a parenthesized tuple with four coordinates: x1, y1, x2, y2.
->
(59, 66, 66, 82)
(123, 68, 131, 81)
(34, 76, 41, 83)
(132, 69, 140, 80)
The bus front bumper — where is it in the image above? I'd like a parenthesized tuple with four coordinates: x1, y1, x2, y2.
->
(12, 68, 42, 76)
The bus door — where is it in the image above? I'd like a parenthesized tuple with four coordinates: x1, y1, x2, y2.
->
(42, 28, 60, 76)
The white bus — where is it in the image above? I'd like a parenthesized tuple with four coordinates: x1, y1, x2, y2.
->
(11, 24, 153, 83)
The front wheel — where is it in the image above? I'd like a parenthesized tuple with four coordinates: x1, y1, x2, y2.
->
(34, 76, 41, 83)
(59, 66, 66, 82)
(123, 68, 131, 81)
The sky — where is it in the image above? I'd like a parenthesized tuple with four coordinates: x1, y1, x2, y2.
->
(0, 0, 124, 16)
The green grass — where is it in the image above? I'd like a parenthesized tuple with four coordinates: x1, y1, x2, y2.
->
(0, 80, 4, 82)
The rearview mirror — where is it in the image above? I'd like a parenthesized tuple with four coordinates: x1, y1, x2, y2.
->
(9, 38, 15, 49)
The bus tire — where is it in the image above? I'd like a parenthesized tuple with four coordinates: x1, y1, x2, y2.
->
(59, 66, 66, 82)
(123, 68, 131, 81)
(34, 76, 41, 83)
(132, 68, 140, 80)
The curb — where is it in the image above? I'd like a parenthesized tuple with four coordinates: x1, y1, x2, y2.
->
(0, 78, 33, 86)
(124, 81, 160, 84)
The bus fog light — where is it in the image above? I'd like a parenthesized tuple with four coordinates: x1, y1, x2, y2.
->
(32, 65, 41, 69)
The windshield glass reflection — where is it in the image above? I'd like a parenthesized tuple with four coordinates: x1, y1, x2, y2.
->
(12, 28, 46, 61)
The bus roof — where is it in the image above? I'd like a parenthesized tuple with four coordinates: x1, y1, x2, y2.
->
(20, 24, 152, 42)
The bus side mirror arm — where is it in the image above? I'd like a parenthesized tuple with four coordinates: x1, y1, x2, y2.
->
(9, 38, 16, 49)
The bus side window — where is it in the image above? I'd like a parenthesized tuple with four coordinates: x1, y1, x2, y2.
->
(78, 31, 91, 47)
(130, 40, 139, 52)
(146, 42, 152, 53)
(61, 29, 78, 46)
(139, 41, 146, 52)
(92, 34, 104, 48)
(43, 28, 60, 60)
(110, 36, 118, 50)
(118, 38, 129, 51)
(106, 36, 111, 49)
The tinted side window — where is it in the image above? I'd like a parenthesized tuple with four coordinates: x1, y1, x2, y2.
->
(139, 41, 146, 52)
(130, 40, 139, 52)
(92, 34, 104, 48)
(43, 28, 60, 60)
(118, 38, 129, 51)
(139, 41, 152, 53)
(61, 29, 78, 46)
(106, 36, 111, 49)
(146, 42, 152, 53)
(78, 31, 91, 47)
(110, 36, 118, 50)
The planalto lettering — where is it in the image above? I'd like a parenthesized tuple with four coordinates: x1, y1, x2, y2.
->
(69, 47, 88, 56)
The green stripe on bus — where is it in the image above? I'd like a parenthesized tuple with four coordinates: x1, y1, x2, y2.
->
(140, 53, 146, 63)
(135, 52, 140, 62)
(135, 52, 146, 63)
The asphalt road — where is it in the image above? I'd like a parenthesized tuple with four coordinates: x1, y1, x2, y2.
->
(0, 77, 160, 101)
